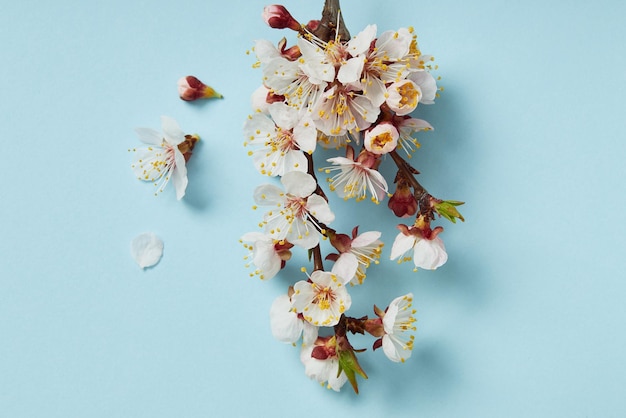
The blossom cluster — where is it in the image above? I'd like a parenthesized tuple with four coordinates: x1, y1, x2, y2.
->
(241, 3, 463, 393)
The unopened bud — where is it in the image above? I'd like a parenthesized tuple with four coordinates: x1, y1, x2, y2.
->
(178, 76, 223, 101)
(262, 5, 301, 31)
(388, 179, 417, 217)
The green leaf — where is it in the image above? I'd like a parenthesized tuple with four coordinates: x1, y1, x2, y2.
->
(434, 200, 465, 223)
(337, 349, 368, 394)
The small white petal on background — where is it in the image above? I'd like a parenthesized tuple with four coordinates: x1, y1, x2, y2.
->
(130, 232, 164, 268)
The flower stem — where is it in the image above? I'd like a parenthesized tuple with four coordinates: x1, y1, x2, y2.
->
(312, 0, 350, 42)
(389, 150, 433, 217)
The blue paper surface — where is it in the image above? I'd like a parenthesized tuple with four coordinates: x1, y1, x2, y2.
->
(2, 0, 626, 416)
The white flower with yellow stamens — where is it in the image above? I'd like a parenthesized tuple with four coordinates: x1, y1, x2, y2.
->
(244, 102, 316, 177)
(292, 270, 351, 327)
(381, 293, 417, 363)
(254, 171, 334, 249)
(130, 116, 193, 200)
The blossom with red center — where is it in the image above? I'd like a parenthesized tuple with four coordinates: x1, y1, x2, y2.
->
(390, 219, 447, 270)
(253, 171, 334, 249)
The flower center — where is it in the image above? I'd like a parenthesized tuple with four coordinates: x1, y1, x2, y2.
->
(371, 132, 394, 150)
(284, 195, 308, 219)
(397, 82, 419, 109)
(271, 128, 296, 152)
(312, 285, 335, 310)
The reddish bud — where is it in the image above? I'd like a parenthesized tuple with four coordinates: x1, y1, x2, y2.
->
(388, 178, 417, 218)
(262, 5, 301, 31)
(178, 76, 223, 101)
(306, 19, 320, 32)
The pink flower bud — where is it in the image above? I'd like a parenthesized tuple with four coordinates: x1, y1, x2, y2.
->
(262, 5, 301, 31)
(177, 76, 223, 102)
(388, 179, 417, 218)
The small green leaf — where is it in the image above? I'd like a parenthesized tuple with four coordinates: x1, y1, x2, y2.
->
(337, 349, 368, 394)
(434, 200, 465, 223)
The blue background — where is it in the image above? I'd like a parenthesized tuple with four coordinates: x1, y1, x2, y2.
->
(2, 0, 626, 416)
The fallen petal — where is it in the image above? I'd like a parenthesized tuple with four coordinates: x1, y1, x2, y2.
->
(131, 232, 164, 268)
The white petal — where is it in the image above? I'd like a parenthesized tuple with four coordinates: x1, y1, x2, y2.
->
(250, 85, 271, 114)
(281, 171, 316, 197)
(302, 322, 319, 346)
(130, 232, 164, 268)
(337, 56, 364, 85)
(269, 295, 302, 343)
(409, 71, 437, 104)
(240, 231, 268, 242)
(268, 102, 298, 130)
(243, 113, 276, 143)
(161, 116, 185, 145)
(382, 334, 410, 363)
(253, 184, 285, 206)
(351, 231, 382, 248)
(135, 128, 163, 145)
(293, 117, 317, 154)
(347, 24, 377, 56)
(390, 232, 416, 260)
(331, 253, 358, 284)
(413, 237, 448, 270)
(377, 28, 412, 60)
(306, 194, 335, 224)
(255, 39, 280, 64)
(171, 149, 188, 200)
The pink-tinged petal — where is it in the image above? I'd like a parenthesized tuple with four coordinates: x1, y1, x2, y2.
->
(401, 118, 433, 132)
(347, 24, 377, 56)
(253, 184, 286, 206)
(409, 71, 437, 104)
(390, 232, 416, 260)
(306, 194, 335, 224)
(293, 117, 317, 154)
(351, 231, 382, 248)
(331, 253, 358, 284)
(268, 102, 298, 130)
(160, 116, 185, 145)
(281, 171, 316, 197)
(171, 149, 188, 200)
(270, 295, 303, 343)
(413, 237, 448, 270)
(135, 128, 163, 145)
(337, 56, 364, 85)
(130, 232, 164, 268)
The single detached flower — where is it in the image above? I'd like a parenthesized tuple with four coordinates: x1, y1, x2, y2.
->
(378, 293, 417, 362)
(243, 102, 316, 176)
(130, 116, 198, 200)
(270, 293, 318, 345)
(292, 270, 351, 327)
(254, 171, 334, 249)
(178, 76, 223, 101)
(300, 336, 348, 392)
(363, 122, 399, 155)
(323, 146, 388, 203)
(390, 219, 448, 270)
(240, 232, 293, 280)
